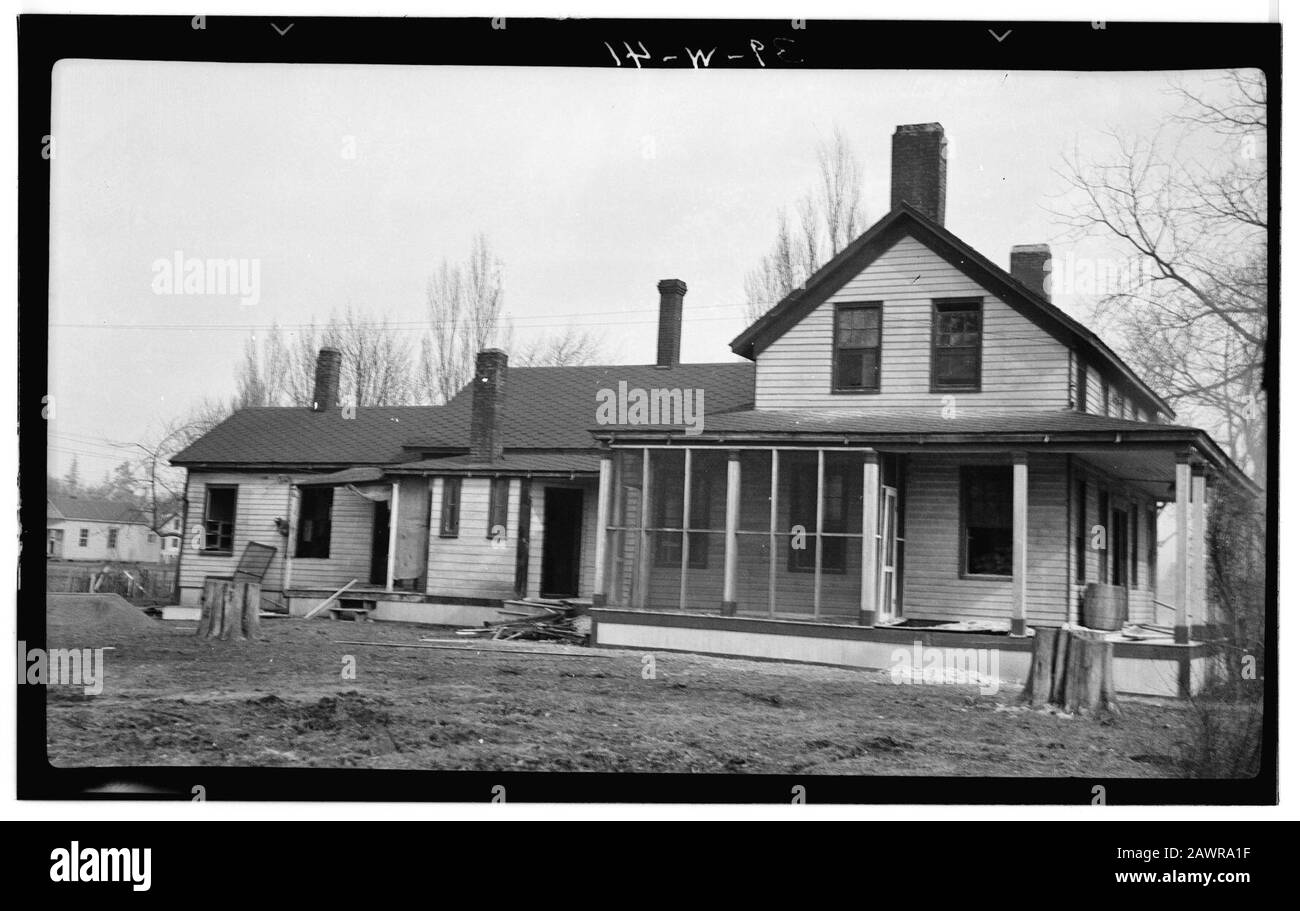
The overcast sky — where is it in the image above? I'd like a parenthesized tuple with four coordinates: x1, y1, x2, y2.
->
(47, 62, 1248, 482)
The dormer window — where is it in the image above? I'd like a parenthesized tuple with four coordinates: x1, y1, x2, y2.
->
(931, 298, 983, 392)
(832, 302, 882, 393)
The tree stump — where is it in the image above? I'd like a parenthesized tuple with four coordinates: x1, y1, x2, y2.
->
(197, 578, 261, 641)
(1020, 626, 1119, 716)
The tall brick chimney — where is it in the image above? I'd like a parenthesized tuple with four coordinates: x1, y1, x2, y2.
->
(656, 278, 687, 367)
(890, 123, 947, 225)
(311, 347, 342, 412)
(470, 348, 508, 462)
(1010, 244, 1052, 300)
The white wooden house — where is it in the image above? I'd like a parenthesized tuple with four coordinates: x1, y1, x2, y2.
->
(171, 122, 1254, 696)
(46, 495, 164, 563)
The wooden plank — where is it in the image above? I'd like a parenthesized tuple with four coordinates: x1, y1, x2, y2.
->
(302, 579, 359, 620)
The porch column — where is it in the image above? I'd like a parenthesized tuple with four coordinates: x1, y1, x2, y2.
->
(679, 448, 692, 612)
(385, 480, 400, 592)
(1173, 454, 1192, 644)
(1010, 453, 1028, 637)
(635, 448, 651, 609)
(721, 450, 740, 616)
(859, 451, 880, 626)
(283, 484, 296, 592)
(1191, 463, 1208, 637)
(592, 452, 612, 607)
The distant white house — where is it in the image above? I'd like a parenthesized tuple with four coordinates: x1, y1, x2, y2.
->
(46, 495, 166, 563)
(159, 513, 182, 563)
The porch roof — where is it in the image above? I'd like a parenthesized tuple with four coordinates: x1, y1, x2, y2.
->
(595, 408, 1257, 492)
(388, 451, 603, 477)
(293, 466, 387, 486)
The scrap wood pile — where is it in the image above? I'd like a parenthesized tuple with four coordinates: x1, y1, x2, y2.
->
(457, 599, 591, 645)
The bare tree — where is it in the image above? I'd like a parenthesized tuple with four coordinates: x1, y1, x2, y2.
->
(419, 233, 512, 403)
(234, 323, 292, 408)
(743, 126, 866, 322)
(1053, 69, 1267, 478)
(140, 397, 232, 537)
(231, 234, 603, 408)
(513, 325, 606, 368)
(237, 310, 417, 408)
(325, 307, 417, 406)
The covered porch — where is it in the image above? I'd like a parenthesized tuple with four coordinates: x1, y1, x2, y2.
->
(589, 427, 1250, 695)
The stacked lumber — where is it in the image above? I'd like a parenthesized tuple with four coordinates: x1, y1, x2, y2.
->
(1020, 626, 1120, 716)
(457, 600, 589, 644)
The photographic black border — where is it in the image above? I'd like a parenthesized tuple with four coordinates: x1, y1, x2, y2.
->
(18, 14, 1281, 805)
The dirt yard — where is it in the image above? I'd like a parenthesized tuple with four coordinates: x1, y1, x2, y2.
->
(45, 604, 1199, 775)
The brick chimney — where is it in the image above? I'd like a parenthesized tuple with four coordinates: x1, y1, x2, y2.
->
(890, 123, 947, 225)
(311, 347, 342, 412)
(656, 278, 687, 367)
(1010, 244, 1052, 300)
(470, 348, 508, 462)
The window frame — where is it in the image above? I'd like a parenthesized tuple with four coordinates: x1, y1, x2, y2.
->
(831, 301, 883, 394)
(78, 528, 88, 547)
(202, 485, 238, 554)
(487, 478, 510, 539)
(295, 486, 334, 559)
(929, 298, 984, 393)
(1074, 354, 1088, 413)
(959, 465, 1014, 579)
(439, 477, 462, 538)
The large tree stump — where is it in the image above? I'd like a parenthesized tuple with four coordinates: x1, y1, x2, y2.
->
(1020, 626, 1119, 717)
(198, 578, 261, 641)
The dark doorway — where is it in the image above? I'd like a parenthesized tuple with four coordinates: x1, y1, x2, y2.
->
(540, 487, 583, 598)
(370, 499, 390, 586)
(1110, 507, 1129, 587)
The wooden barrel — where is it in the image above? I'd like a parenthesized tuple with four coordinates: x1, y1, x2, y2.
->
(1082, 582, 1128, 631)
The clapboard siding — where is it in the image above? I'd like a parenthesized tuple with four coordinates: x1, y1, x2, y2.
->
(290, 486, 376, 590)
(179, 470, 379, 605)
(755, 235, 1070, 410)
(900, 453, 1070, 627)
(427, 478, 519, 600)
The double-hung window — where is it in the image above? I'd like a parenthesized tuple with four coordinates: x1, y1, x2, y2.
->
(931, 299, 983, 392)
(833, 303, 882, 392)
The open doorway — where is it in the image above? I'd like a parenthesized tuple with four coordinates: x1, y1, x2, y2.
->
(540, 487, 583, 598)
(369, 499, 389, 586)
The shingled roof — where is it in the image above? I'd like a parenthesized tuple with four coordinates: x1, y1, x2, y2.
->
(47, 495, 147, 524)
(404, 362, 756, 451)
(170, 362, 756, 467)
(611, 407, 1198, 438)
(170, 406, 450, 467)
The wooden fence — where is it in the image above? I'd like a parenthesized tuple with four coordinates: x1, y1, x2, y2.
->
(45, 562, 177, 602)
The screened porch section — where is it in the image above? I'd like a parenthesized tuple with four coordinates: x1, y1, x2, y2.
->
(597, 446, 889, 623)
